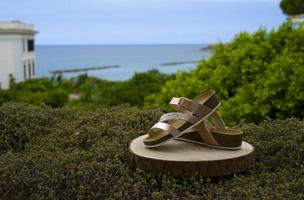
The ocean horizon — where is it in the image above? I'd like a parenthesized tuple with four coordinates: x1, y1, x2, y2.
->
(36, 44, 212, 81)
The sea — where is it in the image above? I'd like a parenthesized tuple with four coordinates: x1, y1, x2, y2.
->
(36, 44, 212, 81)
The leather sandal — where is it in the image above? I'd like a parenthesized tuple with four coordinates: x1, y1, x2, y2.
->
(143, 90, 220, 148)
(176, 111, 243, 150)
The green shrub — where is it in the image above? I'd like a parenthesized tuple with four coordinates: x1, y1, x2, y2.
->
(0, 103, 304, 199)
(0, 103, 61, 153)
(0, 79, 69, 108)
(96, 69, 174, 107)
(0, 70, 172, 109)
(145, 23, 304, 123)
(70, 69, 174, 108)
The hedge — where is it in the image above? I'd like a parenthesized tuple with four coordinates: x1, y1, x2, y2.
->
(0, 103, 304, 199)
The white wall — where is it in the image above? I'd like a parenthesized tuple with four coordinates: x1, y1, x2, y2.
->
(0, 34, 35, 89)
(0, 35, 20, 89)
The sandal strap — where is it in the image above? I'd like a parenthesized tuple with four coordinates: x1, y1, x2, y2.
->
(210, 111, 226, 130)
(150, 122, 180, 137)
(191, 111, 226, 146)
(169, 96, 218, 118)
(170, 97, 200, 112)
(195, 121, 219, 146)
(159, 112, 200, 125)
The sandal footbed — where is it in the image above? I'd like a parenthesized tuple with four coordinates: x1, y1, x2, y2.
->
(179, 128, 242, 148)
(143, 122, 192, 146)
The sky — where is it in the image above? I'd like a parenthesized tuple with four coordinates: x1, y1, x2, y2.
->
(1, 0, 286, 45)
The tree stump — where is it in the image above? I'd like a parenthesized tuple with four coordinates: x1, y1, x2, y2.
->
(129, 135, 255, 177)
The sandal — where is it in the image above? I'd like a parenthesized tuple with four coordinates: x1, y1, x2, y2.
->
(176, 111, 243, 150)
(143, 90, 220, 148)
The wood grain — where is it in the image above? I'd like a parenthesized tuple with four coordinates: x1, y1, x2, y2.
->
(129, 135, 255, 177)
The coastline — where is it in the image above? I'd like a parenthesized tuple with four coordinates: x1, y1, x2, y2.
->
(36, 44, 212, 80)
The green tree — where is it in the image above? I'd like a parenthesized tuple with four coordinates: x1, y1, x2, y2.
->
(280, 0, 304, 15)
(145, 22, 304, 123)
(73, 70, 174, 108)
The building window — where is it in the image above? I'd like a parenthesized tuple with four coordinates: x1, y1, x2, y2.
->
(32, 62, 35, 76)
(27, 39, 34, 52)
(23, 39, 26, 53)
(28, 63, 32, 79)
(24, 64, 26, 80)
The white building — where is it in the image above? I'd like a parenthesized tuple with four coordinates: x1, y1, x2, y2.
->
(0, 21, 37, 89)
(290, 14, 304, 25)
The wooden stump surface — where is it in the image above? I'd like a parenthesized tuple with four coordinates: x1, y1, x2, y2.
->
(129, 134, 255, 177)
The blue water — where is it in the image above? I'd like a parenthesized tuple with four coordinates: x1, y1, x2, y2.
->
(36, 45, 211, 80)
